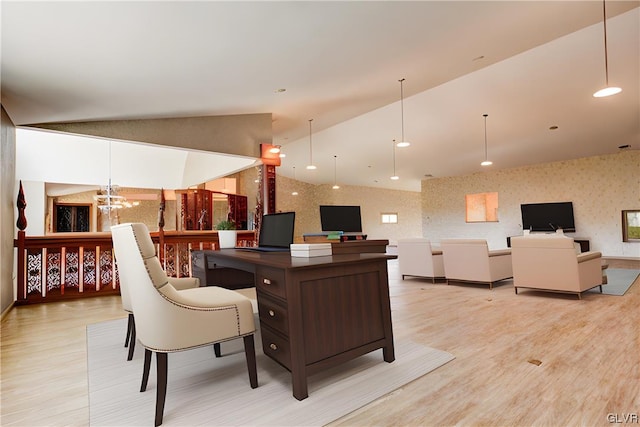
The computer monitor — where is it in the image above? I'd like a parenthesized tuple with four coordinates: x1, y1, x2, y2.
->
(258, 212, 296, 249)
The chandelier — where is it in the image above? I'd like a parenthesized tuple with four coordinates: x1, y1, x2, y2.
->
(95, 182, 126, 211)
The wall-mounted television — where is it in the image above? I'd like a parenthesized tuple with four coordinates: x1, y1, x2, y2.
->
(319, 205, 362, 233)
(521, 202, 575, 232)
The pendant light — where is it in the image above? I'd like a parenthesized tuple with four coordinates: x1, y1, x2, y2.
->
(390, 140, 400, 180)
(481, 114, 493, 166)
(332, 155, 340, 189)
(593, 0, 622, 97)
(396, 79, 411, 148)
(291, 166, 298, 196)
(306, 119, 316, 170)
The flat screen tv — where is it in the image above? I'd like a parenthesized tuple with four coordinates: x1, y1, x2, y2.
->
(521, 202, 575, 232)
(319, 205, 362, 233)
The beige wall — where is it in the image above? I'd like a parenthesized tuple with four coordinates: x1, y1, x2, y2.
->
(422, 150, 640, 257)
(1, 106, 17, 314)
(276, 174, 422, 243)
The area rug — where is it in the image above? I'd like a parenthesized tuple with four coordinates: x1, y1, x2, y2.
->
(589, 268, 640, 296)
(88, 318, 454, 426)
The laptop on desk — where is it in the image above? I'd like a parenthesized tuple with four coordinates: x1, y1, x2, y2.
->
(236, 212, 295, 252)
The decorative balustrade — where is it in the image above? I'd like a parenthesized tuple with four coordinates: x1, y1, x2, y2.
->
(13, 230, 256, 305)
(12, 173, 267, 305)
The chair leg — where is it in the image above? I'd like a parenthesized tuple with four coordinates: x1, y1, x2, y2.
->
(141, 349, 152, 392)
(125, 313, 134, 347)
(127, 319, 136, 361)
(213, 342, 221, 358)
(243, 335, 258, 389)
(155, 352, 168, 427)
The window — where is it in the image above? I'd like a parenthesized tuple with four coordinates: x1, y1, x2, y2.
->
(54, 204, 91, 232)
(381, 213, 398, 224)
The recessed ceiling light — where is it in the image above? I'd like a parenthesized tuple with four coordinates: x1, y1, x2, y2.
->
(549, 125, 559, 130)
(274, 88, 286, 93)
(472, 55, 485, 62)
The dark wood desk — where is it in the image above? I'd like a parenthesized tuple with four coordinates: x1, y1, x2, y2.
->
(191, 249, 396, 400)
(301, 237, 389, 255)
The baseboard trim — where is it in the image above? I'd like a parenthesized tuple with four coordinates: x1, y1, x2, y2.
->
(602, 256, 640, 269)
(1, 301, 15, 322)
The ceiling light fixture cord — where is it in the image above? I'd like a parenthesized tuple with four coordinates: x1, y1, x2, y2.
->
(391, 140, 399, 180)
(306, 119, 316, 170)
(481, 113, 492, 166)
(484, 114, 488, 161)
(396, 79, 410, 148)
(400, 78, 406, 143)
(602, 0, 610, 87)
(593, 0, 621, 97)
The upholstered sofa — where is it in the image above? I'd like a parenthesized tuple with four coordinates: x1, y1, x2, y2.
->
(511, 235, 603, 299)
(397, 238, 445, 283)
(440, 239, 512, 289)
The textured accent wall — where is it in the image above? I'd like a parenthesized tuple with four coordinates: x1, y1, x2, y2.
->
(422, 151, 640, 257)
(276, 174, 422, 243)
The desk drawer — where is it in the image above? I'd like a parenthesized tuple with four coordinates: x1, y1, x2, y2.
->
(255, 266, 286, 299)
(261, 325, 291, 370)
(258, 296, 289, 335)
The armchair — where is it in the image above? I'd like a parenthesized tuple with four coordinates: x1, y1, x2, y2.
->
(397, 238, 445, 283)
(511, 235, 603, 299)
(440, 239, 512, 289)
(111, 223, 258, 426)
(120, 274, 199, 361)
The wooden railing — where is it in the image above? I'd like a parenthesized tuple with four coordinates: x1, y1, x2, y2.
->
(13, 229, 256, 305)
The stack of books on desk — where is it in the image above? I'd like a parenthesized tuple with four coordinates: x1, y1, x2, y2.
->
(290, 243, 332, 257)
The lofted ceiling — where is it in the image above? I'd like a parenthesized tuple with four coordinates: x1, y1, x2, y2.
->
(2, 1, 639, 192)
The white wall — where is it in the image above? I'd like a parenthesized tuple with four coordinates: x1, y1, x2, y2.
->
(15, 128, 256, 190)
(1, 106, 17, 311)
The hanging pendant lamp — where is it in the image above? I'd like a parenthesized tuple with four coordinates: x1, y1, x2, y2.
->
(306, 119, 316, 170)
(481, 114, 493, 166)
(291, 166, 298, 196)
(332, 155, 340, 189)
(593, 0, 622, 97)
(396, 79, 411, 148)
(390, 140, 400, 180)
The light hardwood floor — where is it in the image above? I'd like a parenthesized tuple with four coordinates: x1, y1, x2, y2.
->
(2, 260, 639, 426)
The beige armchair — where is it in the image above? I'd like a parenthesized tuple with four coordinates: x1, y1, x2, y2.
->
(111, 223, 258, 426)
(120, 273, 198, 361)
(511, 235, 603, 299)
(440, 239, 513, 289)
(397, 238, 445, 283)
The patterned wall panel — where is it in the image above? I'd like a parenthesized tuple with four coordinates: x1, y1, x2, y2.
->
(421, 151, 640, 257)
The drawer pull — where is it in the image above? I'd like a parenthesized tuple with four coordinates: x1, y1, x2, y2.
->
(269, 343, 278, 351)
(263, 278, 272, 285)
(268, 310, 275, 317)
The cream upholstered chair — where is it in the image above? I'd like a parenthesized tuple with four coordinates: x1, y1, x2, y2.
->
(120, 273, 199, 361)
(397, 238, 445, 283)
(111, 223, 258, 426)
(440, 239, 512, 289)
(511, 235, 603, 299)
